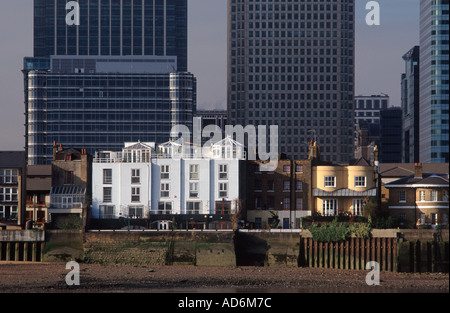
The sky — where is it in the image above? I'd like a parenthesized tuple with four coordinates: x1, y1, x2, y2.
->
(0, 0, 420, 150)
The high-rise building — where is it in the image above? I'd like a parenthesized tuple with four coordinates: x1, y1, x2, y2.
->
(419, 0, 449, 163)
(33, 0, 188, 71)
(379, 108, 402, 164)
(227, 0, 355, 162)
(24, 56, 196, 165)
(24, 0, 195, 165)
(401, 46, 420, 164)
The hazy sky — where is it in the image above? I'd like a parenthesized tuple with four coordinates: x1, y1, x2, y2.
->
(0, 0, 420, 150)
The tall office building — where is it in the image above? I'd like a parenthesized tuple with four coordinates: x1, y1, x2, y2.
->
(401, 46, 420, 163)
(33, 0, 187, 71)
(24, 0, 195, 165)
(379, 108, 402, 164)
(227, 0, 355, 162)
(419, 0, 449, 163)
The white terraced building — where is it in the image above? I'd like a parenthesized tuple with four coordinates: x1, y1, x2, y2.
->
(91, 137, 244, 221)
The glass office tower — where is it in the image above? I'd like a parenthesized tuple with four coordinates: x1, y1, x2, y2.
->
(227, 0, 355, 162)
(419, 0, 449, 163)
(33, 0, 187, 71)
(25, 0, 193, 165)
(24, 56, 196, 165)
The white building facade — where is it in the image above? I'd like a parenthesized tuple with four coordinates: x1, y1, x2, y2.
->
(91, 138, 243, 220)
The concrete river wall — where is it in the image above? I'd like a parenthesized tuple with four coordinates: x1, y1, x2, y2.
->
(1, 229, 448, 273)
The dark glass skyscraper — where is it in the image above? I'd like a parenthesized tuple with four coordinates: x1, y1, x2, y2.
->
(33, 0, 187, 71)
(24, 0, 194, 165)
(227, 0, 355, 162)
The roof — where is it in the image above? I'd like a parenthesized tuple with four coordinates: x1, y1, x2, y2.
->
(27, 165, 52, 176)
(50, 185, 86, 195)
(26, 177, 52, 191)
(379, 163, 449, 178)
(313, 188, 377, 197)
(349, 157, 372, 166)
(385, 173, 449, 188)
(124, 141, 154, 150)
(0, 151, 26, 169)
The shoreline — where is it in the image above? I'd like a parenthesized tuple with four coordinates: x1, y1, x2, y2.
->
(0, 262, 448, 293)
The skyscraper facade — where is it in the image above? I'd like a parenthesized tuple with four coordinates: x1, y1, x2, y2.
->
(33, 0, 188, 71)
(419, 0, 449, 163)
(227, 0, 355, 162)
(401, 46, 420, 164)
(24, 0, 195, 165)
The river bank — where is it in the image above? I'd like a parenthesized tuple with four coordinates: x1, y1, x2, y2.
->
(0, 261, 448, 293)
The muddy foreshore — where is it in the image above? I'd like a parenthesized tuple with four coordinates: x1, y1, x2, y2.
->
(0, 262, 448, 293)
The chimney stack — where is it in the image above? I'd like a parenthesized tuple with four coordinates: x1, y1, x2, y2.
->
(414, 162, 423, 179)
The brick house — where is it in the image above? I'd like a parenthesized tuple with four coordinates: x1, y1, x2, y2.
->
(245, 158, 313, 229)
(385, 163, 449, 228)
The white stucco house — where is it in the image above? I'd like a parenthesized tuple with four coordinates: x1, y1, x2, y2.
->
(91, 137, 244, 222)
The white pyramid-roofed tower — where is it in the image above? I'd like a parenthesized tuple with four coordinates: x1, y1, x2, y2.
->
(210, 135, 245, 160)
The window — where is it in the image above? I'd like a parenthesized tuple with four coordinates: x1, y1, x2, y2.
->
(186, 201, 201, 214)
(431, 213, 437, 225)
(296, 198, 303, 210)
(399, 213, 406, 223)
(296, 181, 303, 191)
(267, 180, 274, 191)
(103, 169, 112, 184)
(255, 196, 262, 210)
(190, 164, 199, 180)
(219, 164, 228, 180)
(158, 201, 172, 214)
(216, 201, 231, 215)
(324, 176, 336, 187)
(131, 169, 140, 184)
(322, 199, 337, 216)
(161, 183, 169, 198)
(354, 176, 366, 187)
(189, 182, 199, 198)
(65, 171, 74, 184)
(283, 197, 290, 210)
(0, 188, 18, 202)
(103, 187, 112, 203)
(131, 187, 140, 202)
(443, 190, 449, 202)
(161, 165, 169, 179)
(352, 199, 364, 216)
(419, 190, 426, 201)
(128, 206, 143, 218)
(430, 190, 438, 202)
(283, 181, 290, 191)
(295, 165, 303, 173)
(0, 205, 18, 220)
(283, 165, 290, 173)
(99, 205, 114, 219)
(219, 182, 228, 198)
(420, 213, 426, 224)
(0, 169, 18, 184)
(62, 197, 73, 209)
(399, 190, 406, 203)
